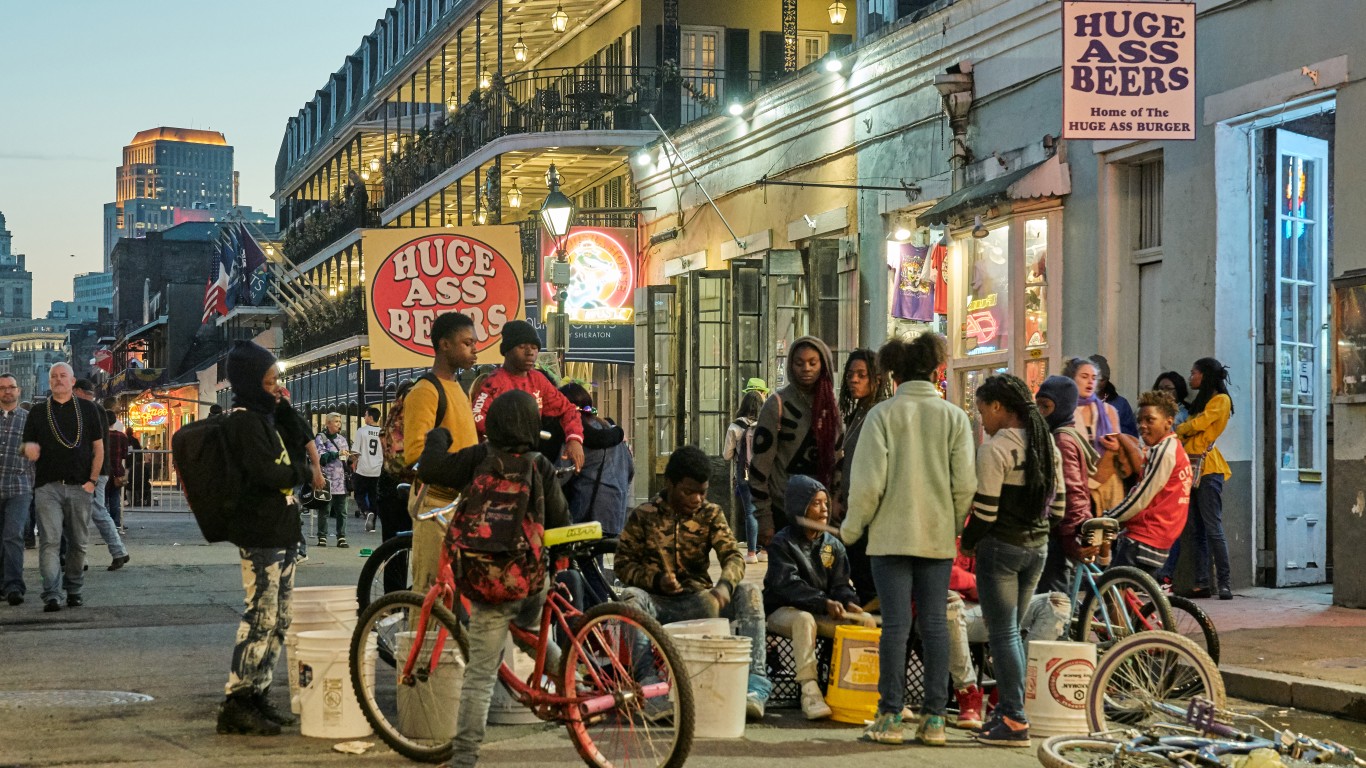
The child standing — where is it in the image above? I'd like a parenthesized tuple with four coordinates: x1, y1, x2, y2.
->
(1102, 391, 1192, 576)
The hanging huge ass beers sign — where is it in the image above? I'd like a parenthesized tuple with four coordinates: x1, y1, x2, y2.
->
(362, 227, 524, 369)
(1062, 2, 1196, 141)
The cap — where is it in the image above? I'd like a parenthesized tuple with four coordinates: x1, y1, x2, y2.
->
(742, 378, 770, 396)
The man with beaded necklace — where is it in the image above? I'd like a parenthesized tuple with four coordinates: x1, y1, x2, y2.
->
(21, 363, 104, 612)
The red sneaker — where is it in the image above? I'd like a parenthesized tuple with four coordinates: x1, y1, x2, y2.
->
(954, 685, 984, 730)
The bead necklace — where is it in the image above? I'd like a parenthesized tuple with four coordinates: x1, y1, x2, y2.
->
(46, 396, 82, 450)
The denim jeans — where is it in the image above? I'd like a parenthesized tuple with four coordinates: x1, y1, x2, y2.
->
(89, 476, 127, 560)
(0, 493, 32, 597)
(620, 584, 772, 702)
(974, 536, 1046, 721)
(1191, 475, 1231, 591)
(105, 478, 123, 528)
(869, 555, 953, 716)
(317, 493, 348, 539)
(35, 482, 93, 603)
(448, 582, 554, 768)
(947, 590, 1070, 690)
(735, 484, 758, 553)
(226, 545, 297, 696)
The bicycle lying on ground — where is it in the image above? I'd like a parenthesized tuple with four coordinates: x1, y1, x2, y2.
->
(1086, 629, 1226, 733)
(1041, 697, 1365, 768)
(349, 499, 694, 767)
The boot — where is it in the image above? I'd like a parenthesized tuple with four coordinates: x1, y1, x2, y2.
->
(253, 690, 298, 726)
(954, 685, 984, 730)
(216, 693, 282, 736)
(800, 680, 833, 720)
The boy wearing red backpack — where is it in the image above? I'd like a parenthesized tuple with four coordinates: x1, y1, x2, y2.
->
(418, 389, 570, 768)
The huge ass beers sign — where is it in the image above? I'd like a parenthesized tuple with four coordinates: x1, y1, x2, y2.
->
(1062, 2, 1195, 141)
(362, 227, 524, 368)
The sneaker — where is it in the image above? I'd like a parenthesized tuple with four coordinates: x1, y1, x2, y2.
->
(317, 536, 327, 547)
(971, 712, 1003, 738)
(1218, 587, 1233, 600)
(364, 512, 376, 533)
(295, 553, 308, 564)
(862, 711, 904, 744)
(757, 550, 768, 563)
(216, 694, 282, 736)
(67, 594, 84, 608)
(916, 714, 948, 746)
(43, 599, 59, 613)
(953, 685, 984, 730)
(800, 680, 832, 720)
(253, 691, 298, 726)
(1183, 586, 1212, 599)
(744, 550, 758, 564)
(973, 715, 1030, 747)
(745, 692, 765, 721)
(5, 592, 22, 606)
(336, 538, 349, 549)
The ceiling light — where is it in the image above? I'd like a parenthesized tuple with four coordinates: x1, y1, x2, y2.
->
(369, 157, 380, 173)
(479, 69, 491, 90)
(475, 206, 488, 225)
(893, 227, 911, 241)
(507, 182, 522, 209)
(828, 0, 848, 24)
(551, 4, 568, 33)
(727, 101, 744, 117)
(514, 24, 528, 62)
(823, 57, 843, 73)
(360, 169, 371, 182)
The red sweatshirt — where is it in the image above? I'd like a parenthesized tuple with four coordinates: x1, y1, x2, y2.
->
(470, 368, 584, 447)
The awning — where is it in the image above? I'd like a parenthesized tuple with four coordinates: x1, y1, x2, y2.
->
(917, 155, 1071, 227)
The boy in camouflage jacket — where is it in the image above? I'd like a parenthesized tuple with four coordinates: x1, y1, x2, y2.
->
(616, 446, 772, 719)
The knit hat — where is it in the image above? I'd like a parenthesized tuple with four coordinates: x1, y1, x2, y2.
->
(784, 475, 828, 527)
(1036, 375, 1079, 431)
(499, 320, 542, 355)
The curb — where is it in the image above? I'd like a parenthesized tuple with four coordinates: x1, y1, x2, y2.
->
(1222, 665, 1366, 723)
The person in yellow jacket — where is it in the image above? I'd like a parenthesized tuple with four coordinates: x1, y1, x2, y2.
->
(1175, 357, 1234, 600)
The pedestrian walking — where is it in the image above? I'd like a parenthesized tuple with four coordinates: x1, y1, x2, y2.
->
(351, 406, 383, 532)
(832, 348, 888, 603)
(216, 340, 312, 736)
(0, 373, 34, 606)
(750, 336, 842, 545)
(842, 334, 976, 746)
(73, 379, 129, 571)
(104, 410, 130, 533)
(722, 390, 763, 563)
(1176, 358, 1234, 600)
(313, 412, 352, 548)
(558, 383, 632, 537)
(22, 363, 105, 612)
(961, 374, 1065, 748)
(375, 379, 416, 591)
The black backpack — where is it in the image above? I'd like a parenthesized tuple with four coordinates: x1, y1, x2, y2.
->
(172, 411, 243, 543)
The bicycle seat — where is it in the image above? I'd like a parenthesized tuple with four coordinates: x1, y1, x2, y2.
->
(1081, 517, 1120, 538)
(544, 521, 603, 548)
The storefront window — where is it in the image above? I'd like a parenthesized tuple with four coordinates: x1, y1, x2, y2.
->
(961, 365, 1010, 439)
(962, 225, 1010, 356)
(1024, 218, 1048, 349)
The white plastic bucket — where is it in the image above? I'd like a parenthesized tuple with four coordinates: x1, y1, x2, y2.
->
(296, 629, 375, 739)
(286, 596, 357, 714)
(394, 631, 465, 742)
(489, 636, 539, 725)
(663, 618, 731, 638)
(1024, 640, 1097, 737)
(672, 634, 751, 739)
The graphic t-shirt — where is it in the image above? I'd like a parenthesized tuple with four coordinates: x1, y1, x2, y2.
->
(891, 244, 934, 322)
(352, 424, 383, 478)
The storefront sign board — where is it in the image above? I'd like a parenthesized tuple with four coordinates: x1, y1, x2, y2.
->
(1061, 1, 1196, 140)
(539, 228, 637, 324)
(128, 401, 168, 428)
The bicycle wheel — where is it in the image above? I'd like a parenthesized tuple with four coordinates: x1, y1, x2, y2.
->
(1086, 630, 1225, 733)
(357, 532, 413, 615)
(1072, 566, 1175, 651)
(1038, 736, 1179, 768)
(1140, 595, 1219, 665)
(561, 602, 694, 768)
(351, 590, 469, 763)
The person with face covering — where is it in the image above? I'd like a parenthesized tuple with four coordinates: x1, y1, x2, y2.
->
(216, 341, 315, 737)
(1033, 376, 1100, 594)
(749, 336, 842, 547)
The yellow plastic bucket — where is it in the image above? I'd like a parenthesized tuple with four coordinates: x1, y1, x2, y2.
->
(826, 624, 881, 724)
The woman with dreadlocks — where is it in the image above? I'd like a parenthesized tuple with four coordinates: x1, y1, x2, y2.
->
(749, 336, 842, 546)
(962, 374, 1065, 748)
(832, 348, 889, 602)
(1175, 357, 1234, 600)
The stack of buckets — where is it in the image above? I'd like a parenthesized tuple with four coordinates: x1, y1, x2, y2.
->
(1023, 640, 1096, 736)
(826, 624, 881, 724)
(286, 586, 375, 739)
(663, 618, 751, 739)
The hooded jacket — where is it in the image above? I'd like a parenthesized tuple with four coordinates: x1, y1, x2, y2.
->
(417, 390, 569, 531)
(762, 476, 859, 615)
(565, 416, 634, 536)
(748, 335, 842, 543)
(222, 341, 309, 548)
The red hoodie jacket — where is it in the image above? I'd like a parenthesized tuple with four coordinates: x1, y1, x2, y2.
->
(470, 368, 583, 448)
(951, 547, 978, 603)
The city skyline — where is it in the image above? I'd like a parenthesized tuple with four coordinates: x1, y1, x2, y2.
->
(0, 0, 388, 313)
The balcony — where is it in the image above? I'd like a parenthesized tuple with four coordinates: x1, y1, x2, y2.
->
(381, 64, 764, 208)
(282, 193, 380, 265)
(282, 286, 366, 358)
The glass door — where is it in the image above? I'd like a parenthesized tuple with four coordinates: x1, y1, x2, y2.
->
(1271, 128, 1329, 587)
(690, 271, 730, 457)
(732, 260, 763, 391)
(633, 285, 677, 500)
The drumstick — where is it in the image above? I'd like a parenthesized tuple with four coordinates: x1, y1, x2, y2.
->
(793, 516, 841, 536)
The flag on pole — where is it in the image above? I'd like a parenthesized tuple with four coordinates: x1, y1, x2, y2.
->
(202, 279, 216, 324)
(238, 224, 272, 306)
(219, 227, 238, 312)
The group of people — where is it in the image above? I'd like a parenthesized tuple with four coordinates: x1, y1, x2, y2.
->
(722, 334, 1234, 747)
(0, 364, 135, 614)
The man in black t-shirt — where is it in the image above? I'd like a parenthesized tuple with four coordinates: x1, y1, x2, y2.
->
(21, 363, 105, 612)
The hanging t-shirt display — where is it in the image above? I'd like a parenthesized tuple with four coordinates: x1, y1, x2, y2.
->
(891, 243, 935, 322)
(930, 242, 949, 316)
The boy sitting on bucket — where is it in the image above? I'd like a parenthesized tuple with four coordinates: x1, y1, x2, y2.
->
(763, 475, 875, 719)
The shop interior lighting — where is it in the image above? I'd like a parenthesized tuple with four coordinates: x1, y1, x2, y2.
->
(551, 4, 569, 33)
(828, 0, 848, 24)
(514, 24, 528, 62)
(972, 214, 990, 238)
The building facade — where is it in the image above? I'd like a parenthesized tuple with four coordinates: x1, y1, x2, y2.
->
(0, 211, 34, 320)
(72, 271, 114, 324)
(103, 127, 235, 266)
(0, 319, 68, 399)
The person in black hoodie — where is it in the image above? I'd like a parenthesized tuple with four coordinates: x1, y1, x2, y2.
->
(216, 341, 314, 737)
(764, 475, 873, 721)
(418, 390, 569, 768)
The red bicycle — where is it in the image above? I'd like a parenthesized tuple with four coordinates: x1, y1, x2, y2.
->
(350, 502, 694, 767)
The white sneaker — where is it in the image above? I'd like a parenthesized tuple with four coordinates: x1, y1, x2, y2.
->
(744, 551, 759, 564)
(364, 512, 376, 533)
(745, 692, 765, 720)
(800, 680, 832, 720)
(757, 550, 768, 563)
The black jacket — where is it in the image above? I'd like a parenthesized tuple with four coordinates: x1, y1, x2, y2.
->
(762, 526, 860, 616)
(223, 408, 308, 548)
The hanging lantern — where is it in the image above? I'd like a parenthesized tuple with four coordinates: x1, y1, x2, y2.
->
(507, 182, 522, 209)
(479, 69, 492, 90)
(514, 24, 528, 62)
(551, 4, 569, 33)
(828, 1, 847, 24)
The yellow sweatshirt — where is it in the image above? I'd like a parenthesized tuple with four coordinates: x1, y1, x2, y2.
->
(1175, 393, 1232, 480)
(402, 375, 478, 469)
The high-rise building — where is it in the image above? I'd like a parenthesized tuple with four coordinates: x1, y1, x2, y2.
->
(0, 211, 34, 320)
(72, 271, 113, 324)
(103, 127, 234, 266)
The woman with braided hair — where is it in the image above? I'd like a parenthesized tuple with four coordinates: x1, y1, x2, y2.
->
(832, 348, 890, 603)
(962, 374, 1065, 748)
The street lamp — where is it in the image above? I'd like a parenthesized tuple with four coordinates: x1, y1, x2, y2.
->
(540, 163, 576, 365)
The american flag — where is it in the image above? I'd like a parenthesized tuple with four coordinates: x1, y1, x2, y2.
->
(201, 245, 230, 324)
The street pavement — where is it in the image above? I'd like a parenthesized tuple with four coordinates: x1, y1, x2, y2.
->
(0, 509, 1364, 767)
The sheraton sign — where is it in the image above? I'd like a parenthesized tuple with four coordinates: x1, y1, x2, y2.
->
(1061, 1, 1196, 141)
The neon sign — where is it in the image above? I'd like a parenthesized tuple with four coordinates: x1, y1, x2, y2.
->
(964, 310, 999, 346)
(542, 228, 636, 324)
(129, 401, 168, 428)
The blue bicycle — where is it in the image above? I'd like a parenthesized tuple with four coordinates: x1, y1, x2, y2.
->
(1066, 518, 1175, 651)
